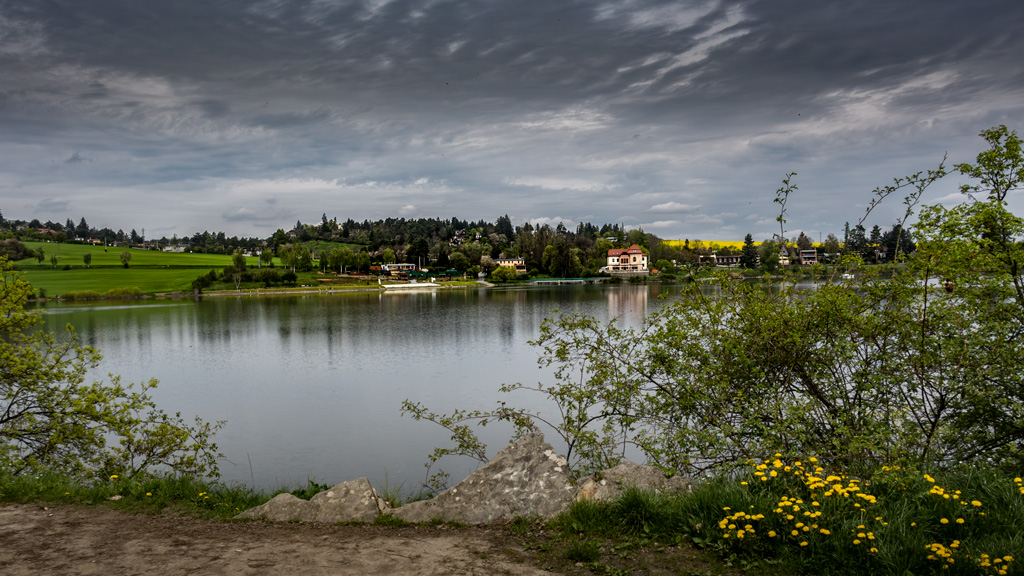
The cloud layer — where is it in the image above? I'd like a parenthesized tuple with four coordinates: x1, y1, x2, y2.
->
(2, 0, 1022, 240)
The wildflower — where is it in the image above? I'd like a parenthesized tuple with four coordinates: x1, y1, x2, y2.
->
(971, 500, 982, 507)
(854, 539, 861, 545)
(956, 518, 964, 524)
(870, 548, 878, 553)
(146, 492, 152, 497)
(768, 531, 777, 537)
(940, 518, 949, 524)
(110, 475, 119, 479)
(800, 541, 808, 547)
(791, 530, 799, 537)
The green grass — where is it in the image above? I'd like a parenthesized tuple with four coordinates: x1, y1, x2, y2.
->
(20, 241, 250, 267)
(23, 267, 212, 296)
(16, 241, 272, 296)
(544, 462, 1024, 576)
(0, 468, 265, 520)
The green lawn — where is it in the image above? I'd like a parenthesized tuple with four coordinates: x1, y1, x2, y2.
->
(17, 241, 261, 296)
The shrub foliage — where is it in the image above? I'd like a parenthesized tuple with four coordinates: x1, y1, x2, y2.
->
(406, 126, 1024, 481)
(0, 257, 223, 479)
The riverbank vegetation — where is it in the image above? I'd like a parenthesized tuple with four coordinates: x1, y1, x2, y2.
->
(405, 126, 1024, 572)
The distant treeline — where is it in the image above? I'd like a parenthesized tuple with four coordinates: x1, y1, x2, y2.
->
(0, 209, 910, 278)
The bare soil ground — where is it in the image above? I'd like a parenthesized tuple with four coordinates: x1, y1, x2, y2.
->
(0, 504, 551, 576)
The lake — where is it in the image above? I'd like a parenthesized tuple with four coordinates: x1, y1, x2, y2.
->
(38, 283, 679, 493)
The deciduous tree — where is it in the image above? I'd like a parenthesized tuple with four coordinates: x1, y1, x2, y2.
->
(0, 258, 222, 479)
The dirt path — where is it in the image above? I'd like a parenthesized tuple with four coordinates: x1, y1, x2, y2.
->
(0, 504, 552, 575)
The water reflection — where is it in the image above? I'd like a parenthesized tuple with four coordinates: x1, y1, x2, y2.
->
(36, 284, 672, 491)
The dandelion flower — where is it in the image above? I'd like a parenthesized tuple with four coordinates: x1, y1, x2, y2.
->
(940, 518, 949, 524)
(956, 518, 964, 524)
(768, 531, 777, 537)
(110, 475, 119, 479)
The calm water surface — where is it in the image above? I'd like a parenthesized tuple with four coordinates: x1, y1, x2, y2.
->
(39, 284, 678, 492)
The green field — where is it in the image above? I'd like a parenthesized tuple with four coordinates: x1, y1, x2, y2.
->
(16, 241, 255, 296)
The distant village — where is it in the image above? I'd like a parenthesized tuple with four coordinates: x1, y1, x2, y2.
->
(2, 210, 911, 278)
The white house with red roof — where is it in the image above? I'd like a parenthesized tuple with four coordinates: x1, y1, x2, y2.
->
(601, 244, 649, 275)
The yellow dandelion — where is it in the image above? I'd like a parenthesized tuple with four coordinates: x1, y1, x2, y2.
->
(799, 541, 808, 547)
(956, 518, 964, 524)
(110, 475, 119, 479)
(768, 531, 777, 537)
(940, 518, 949, 524)
(971, 500, 982, 507)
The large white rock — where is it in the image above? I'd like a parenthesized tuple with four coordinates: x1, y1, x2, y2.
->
(236, 477, 391, 523)
(394, 434, 576, 524)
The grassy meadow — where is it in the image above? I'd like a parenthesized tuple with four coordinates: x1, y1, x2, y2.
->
(17, 241, 256, 296)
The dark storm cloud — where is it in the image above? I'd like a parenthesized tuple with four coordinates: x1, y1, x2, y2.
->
(0, 0, 1022, 239)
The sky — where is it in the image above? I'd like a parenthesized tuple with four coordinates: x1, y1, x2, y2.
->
(2, 0, 1023, 242)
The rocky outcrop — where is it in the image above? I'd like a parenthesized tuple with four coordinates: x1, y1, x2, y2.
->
(236, 477, 391, 523)
(235, 437, 695, 525)
(393, 434, 576, 524)
(574, 461, 693, 502)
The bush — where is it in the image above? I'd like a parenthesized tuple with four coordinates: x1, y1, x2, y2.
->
(0, 257, 223, 480)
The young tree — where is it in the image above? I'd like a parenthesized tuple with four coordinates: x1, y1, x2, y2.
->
(822, 234, 841, 262)
(740, 234, 759, 269)
(230, 249, 246, 290)
(757, 240, 779, 272)
(0, 258, 222, 479)
(490, 264, 518, 283)
(83, 253, 92, 268)
(260, 248, 274, 268)
(120, 251, 132, 268)
(796, 232, 813, 252)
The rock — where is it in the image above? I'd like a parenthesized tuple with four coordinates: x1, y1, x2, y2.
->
(394, 433, 576, 524)
(236, 478, 391, 523)
(575, 461, 693, 502)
